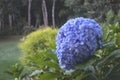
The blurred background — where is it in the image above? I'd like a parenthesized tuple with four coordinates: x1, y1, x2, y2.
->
(0, 0, 120, 80)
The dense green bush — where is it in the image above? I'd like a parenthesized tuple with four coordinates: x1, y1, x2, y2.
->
(19, 27, 58, 66)
(19, 27, 63, 79)
(18, 25, 120, 80)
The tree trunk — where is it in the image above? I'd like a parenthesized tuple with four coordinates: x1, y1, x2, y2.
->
(35, 14, 40, 28)
(42, 0, 48, 26)
(9, 14, 12, 29)
(52, 0, 56, 29)
(28, 0, 32, 27)
(0, 10, 2, 30)
(0, 20, 1, 30)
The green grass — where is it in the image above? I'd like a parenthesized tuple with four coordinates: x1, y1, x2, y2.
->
(0, 40, 21, 80)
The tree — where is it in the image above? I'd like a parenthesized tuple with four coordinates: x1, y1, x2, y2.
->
(42, 0, 48, 26)
(52, 0, 56, 28)
(0, 0, 23, 34)
(0, 9, 3, 31)
(28, 0, 32, 27)
(7, 0, 15, 30)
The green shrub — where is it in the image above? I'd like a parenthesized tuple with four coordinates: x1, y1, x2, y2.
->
(19, 27, 64, 79)
(19, 27, 58, 66)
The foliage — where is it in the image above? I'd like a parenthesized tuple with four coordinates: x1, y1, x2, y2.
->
(116, 10, 120, 23)
(64, 0, 120, 22)
(6, 63, 30, 80)
(19, 27, 58, 66)
(106, 9, 114, 24)
(19, 27, 61, 79)
(105, 9, 120, 25)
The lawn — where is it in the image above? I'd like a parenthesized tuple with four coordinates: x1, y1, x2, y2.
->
(0, 39, 21, 80)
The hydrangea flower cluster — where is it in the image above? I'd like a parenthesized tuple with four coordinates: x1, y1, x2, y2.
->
(56, 17, 103, 70)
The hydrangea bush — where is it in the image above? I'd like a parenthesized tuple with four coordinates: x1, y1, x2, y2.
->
(17, 20, 120, 80)
(56, 17, 103, 70)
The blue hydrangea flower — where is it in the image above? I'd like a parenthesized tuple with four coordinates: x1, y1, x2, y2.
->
(56, 17, 103, 70)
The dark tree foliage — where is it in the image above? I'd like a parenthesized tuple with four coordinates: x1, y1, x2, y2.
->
(64, 0, 120, 22)
(0, 0, 67, 35)
(0, 0, 120, 35)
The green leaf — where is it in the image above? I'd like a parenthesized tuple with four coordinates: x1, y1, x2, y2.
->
(104, 29, 113, 41)
(102, 42, 115, 48)
(40, 72, 61, 80)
